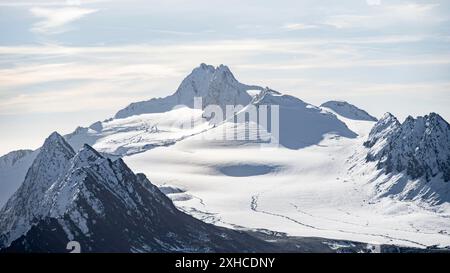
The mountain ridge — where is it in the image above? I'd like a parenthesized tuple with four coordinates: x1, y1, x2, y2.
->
(0, 132, 276, 252)
(1, 64, 449, 249)
(364, 112, 450, 204)
(321, 100, 377, 122)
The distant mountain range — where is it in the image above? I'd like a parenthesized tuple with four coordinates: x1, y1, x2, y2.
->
(1, 64, 449, 251)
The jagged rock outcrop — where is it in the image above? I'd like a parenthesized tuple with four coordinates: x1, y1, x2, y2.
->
(364, 113, 450, 203)
(365, 113, 450, 182)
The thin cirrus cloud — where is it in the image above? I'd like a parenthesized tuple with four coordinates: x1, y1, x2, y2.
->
(1, 36, 449, 86)
(277, 3, 443, 31)
(282, 23, 319, 31)
(0, 0, 102, 7)
(323, 3, 441, 29)
(29, 6, 97, 34)
(0, 0, 450, 155)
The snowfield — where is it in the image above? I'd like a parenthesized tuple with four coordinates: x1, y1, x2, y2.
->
(66, 107, 212, 155)
(124, 112, 450, 248)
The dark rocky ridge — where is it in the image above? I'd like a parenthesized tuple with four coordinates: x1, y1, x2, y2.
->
(0, 132, 275, 252)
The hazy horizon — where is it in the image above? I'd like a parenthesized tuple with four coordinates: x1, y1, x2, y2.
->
(1, 0, 450, 155)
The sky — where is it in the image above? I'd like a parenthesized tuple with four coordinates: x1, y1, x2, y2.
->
(0, 0, 449, 155)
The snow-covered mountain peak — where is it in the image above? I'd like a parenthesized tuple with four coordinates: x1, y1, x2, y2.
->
(210, 64, 240, 87)
(198, 62, 216, 72)
(174, 63, 233, 99)
(71, 144, 105, 169)
(30, 132, 76, 186)
(380, 112, 398, 122)
(228, 87, 358, 149)
(177, 63, 254, 109)
(320, 100, 377, 121)
(114, 63, 260, 119)
(175, 63, 216, 98)
(29, 132, 75, 184)
(44, 131, 72, 148)
(364, 112, 450, 203)
(0, 132, 76, 246)
(214, 64, 235, 80)
(13, 132, 73, 188)
(190, 63, 234, 81)
(364, 112, 400, 148)
(1, 135, 272, 252)
(252, 87, 305, 108)
(402, 113, 449, 134)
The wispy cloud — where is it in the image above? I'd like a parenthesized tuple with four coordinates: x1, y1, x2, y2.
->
(0, 34, 449, 115)
(323, 3, 441, 29)
(30, 6, 97, 34)
(282, 23, 319, 31)
(0, 0, 101, 7)
(0, 0, 449, 154)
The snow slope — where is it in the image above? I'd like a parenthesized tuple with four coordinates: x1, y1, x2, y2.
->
(251, 89, 357, 149)
(65, 64, 262, 155)
(66, 107, 211, 155)
(125, 110, 450, 248)
(321, 101, 377, 121)
(0, 150, 37, 207)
